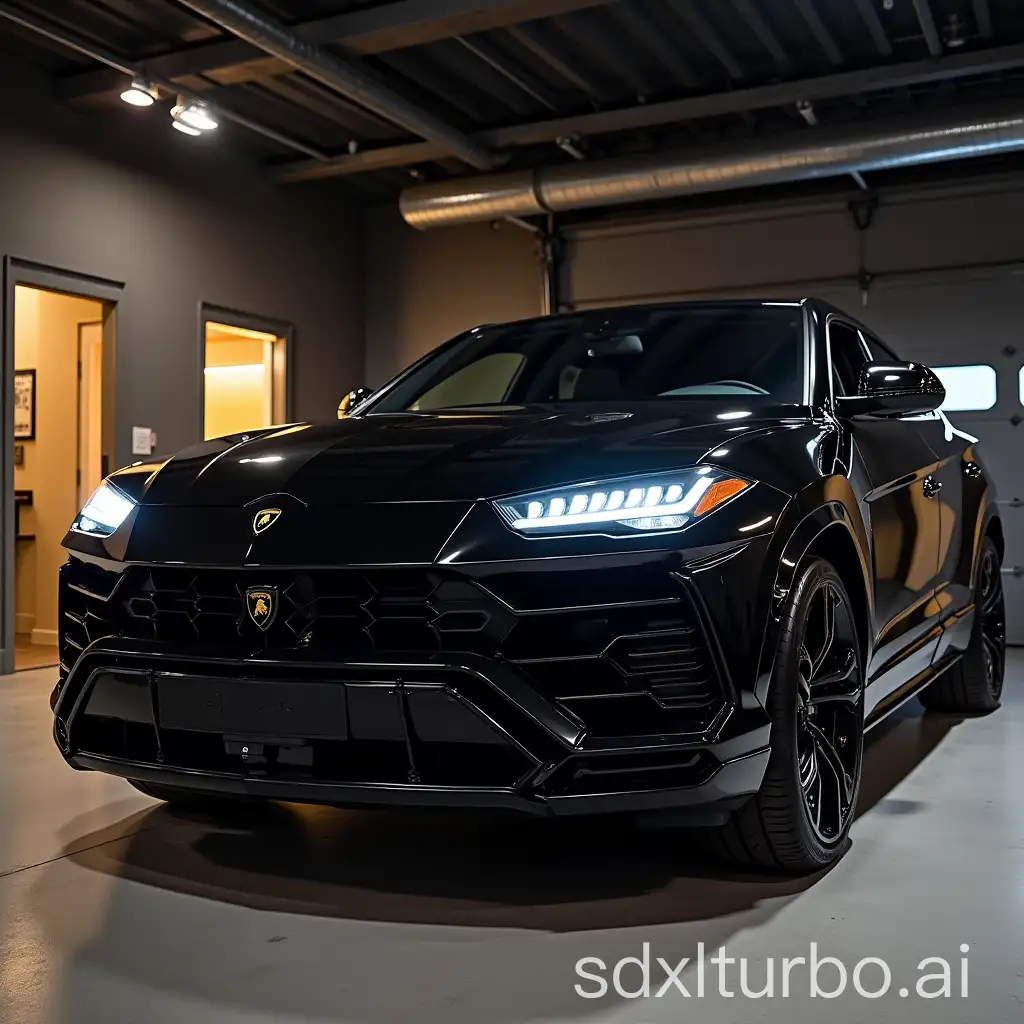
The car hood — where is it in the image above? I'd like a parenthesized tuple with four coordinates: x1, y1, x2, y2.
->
(127, 403, 810, 507)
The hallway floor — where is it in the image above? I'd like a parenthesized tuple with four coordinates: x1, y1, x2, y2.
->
(13, 638, 59, 672)
(1, 658, 1022, 1023)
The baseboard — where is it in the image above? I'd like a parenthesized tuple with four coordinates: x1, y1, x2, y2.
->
(30, 628, 58, 647)
(15, 613, 35, 635)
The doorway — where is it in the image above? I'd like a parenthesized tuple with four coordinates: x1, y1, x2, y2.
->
(202, 309, 290, 439)
(2, 259, 122, 676)
(10, 287, 108, 670)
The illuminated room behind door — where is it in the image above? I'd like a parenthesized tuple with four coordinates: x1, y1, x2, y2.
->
(204, 321, 286, 439)
(13, 286, 107, 670)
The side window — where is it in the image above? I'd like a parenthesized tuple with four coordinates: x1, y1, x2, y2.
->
(860, 331, 900, 361)
(829, 321, 869, 396)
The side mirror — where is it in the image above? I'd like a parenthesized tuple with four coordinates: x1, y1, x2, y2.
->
(338, 387, 373, 418)
(835, 361, 945, 419)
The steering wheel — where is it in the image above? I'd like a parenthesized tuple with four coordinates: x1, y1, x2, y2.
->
(703, 379, 770, 395)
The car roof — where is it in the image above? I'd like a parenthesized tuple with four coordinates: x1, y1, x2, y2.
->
(476, 297, 868, 333)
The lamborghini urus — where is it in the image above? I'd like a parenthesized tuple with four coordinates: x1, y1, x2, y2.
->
(54, 299, 1005, 873)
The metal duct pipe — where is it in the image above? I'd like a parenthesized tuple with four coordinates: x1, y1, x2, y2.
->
(175, 0, 499, 171)
(400, 104, 1024, 228)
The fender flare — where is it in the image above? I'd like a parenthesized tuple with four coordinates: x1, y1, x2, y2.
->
(970, 495, 1002, 589)
(753, 497, 872, 709)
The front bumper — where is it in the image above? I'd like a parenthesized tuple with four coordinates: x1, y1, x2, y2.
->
(54, 535, 776, 817)
(53, 639, 770, 817)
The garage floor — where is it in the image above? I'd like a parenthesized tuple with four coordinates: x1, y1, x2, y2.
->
(2, 657, 1022, 1023)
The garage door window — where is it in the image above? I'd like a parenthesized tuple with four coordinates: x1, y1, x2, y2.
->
(930, 365, 997, 412)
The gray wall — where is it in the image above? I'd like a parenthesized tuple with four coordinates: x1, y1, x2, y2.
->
(363, 205, 543, 387)
(0, 58, 362, 467)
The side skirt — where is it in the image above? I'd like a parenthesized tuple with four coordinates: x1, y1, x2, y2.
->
(864, 649, 964, 732)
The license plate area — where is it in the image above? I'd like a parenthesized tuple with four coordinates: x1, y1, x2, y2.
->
(157, 674, 347, 740)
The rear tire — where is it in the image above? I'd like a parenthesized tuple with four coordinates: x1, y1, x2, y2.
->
(710, 558, 864, 874)
(921, 536, 1005, 714)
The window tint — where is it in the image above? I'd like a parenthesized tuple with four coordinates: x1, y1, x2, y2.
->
(860, 331, 899, 361)
(931, 365, 997, 412)
(829, 321, 869, 396)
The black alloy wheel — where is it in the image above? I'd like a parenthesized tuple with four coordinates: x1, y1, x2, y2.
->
(711, 558, 864, 873)
(977, 543, 1007, 702)
(795, 578, 862, 845)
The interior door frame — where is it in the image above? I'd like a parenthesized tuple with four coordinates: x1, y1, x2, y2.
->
(198, 303, 295, 438)
(76, 320, 104, 509)
(1, 257, 123, 675)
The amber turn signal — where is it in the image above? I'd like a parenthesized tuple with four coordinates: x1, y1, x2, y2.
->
(694, 478, 748, 517)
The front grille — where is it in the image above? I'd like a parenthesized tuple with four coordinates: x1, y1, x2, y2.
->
(60, 558, 729, 738)
(118, 567, 509, 652)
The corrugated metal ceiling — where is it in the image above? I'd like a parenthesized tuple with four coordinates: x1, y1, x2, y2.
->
(2, 0, 1024, 200)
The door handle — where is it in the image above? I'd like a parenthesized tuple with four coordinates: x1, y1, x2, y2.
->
(922, 475, 943, 499)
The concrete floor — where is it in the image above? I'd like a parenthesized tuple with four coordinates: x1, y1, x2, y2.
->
(2, 658, 1023, 1024)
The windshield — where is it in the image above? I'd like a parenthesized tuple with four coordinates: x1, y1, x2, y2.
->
(369, 303, 807, 413)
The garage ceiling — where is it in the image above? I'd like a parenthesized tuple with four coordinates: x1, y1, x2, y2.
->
(3, 0, 1024, 203)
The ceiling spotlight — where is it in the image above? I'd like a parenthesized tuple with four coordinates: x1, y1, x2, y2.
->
(119, 78, 158, 107)
(170, 97, 218, 134)
(796, 100, 818, 126)
(171, 119, 202, 136)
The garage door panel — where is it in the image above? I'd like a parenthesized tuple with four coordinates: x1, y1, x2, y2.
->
(567, 208, 854, 307)
(858, 270, 1024, 365)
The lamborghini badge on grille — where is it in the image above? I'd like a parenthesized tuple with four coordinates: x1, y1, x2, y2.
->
(245, 587, 278, 630)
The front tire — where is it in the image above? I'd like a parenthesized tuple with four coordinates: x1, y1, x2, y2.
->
(920, 536, 1005, 714)
(711, 558, 864, 873)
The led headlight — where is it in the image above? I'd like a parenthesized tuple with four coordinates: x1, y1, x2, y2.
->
(72, 480, 136, 537)
(493, 468, 750, 537)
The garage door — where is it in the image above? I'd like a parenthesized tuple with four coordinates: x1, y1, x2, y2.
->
(855, 267, 1024, 642)
(567, 237, 1024, 641)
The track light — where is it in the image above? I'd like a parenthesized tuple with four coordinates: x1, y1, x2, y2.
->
(120, 78, 158, 107)
(170, 96, 218, 136)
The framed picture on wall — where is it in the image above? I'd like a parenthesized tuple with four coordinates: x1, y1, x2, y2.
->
(14, 369, 36, 441)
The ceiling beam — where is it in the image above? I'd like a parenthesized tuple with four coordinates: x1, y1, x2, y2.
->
(504, 22, 602, 97)
(55, 0, 608, 103)
(609, 4, 700, 88)
(793, 0, 843, 66)
(728, 0, 792, 72)
(668, 0, 743, 79)
(851, 0, 893, 56)
(973, 0, 993, 37)
(911, 0, 943, 57)
(174, 0, 497, 169)
(454, 35, 558, 111)
(274, 41, 1024, 182)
